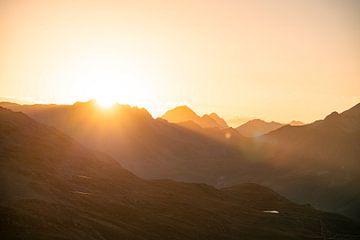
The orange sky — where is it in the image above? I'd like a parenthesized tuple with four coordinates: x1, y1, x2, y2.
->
(1, 0, 359, 122)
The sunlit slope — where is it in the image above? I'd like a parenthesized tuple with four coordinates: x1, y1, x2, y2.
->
(0, 107, 359, 240)
(0, 101, 258, 185)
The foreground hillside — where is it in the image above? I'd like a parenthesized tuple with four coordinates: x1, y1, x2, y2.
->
(0, 107, 359, 239)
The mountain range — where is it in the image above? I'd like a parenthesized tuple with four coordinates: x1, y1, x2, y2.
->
(162, 105, 229, 129)
(0, 101, 252, 184)
(235, 119, 284, 137)
(1, 101, 359, 222)
(161, 105, 304, 138)
(257, 104, 360, 220)
(235, 119, 304, 137)
(2, 107, 359, 239)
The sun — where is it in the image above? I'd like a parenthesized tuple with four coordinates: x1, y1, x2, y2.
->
(96, 96, 116, 108)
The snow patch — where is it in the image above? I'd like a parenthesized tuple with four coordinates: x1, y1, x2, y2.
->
(263, 210, 279, 214)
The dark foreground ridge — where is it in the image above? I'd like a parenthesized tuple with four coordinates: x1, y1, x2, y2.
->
(0, 107, 359, 239)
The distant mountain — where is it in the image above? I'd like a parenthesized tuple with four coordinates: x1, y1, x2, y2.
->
(226, 116, 253, 128)
(162, 105, 199, 123)
(236, 119, 284, 137)
(0, 101, 251, 185)
(2, 101, 360, 221)
(258, 103, 360, 220)
(0, 97, 34, 105)
(162, 105, 229, 129)
(208, 113, 229, 128)
(1, 106, 359, 239)
(262, 103, 360, 172)
(289, 120, 304, 126)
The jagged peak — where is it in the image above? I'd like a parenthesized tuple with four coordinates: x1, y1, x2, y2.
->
(166, 105, 197, 115)
(207, 112, 229, 128)
(289, 120, 304, 126)
(162, 105, 199, 123)
(241, 119, 282, 126)
(324, 111, 339, 121)
(209, 112, 220, 118)
(247, 119, 265, 124)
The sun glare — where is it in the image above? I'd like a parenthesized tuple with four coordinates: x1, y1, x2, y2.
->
(96, 97, 116, 108)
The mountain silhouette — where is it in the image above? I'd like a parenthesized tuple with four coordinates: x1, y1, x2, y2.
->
(226, 116, 252, 128)
(289, 120, 304, 126)
(1, 106, 359, 239)
(2, 101, 360, 221)
(1, 101, 253, 185)
(208, 113, 229, 128)
(162, 105, 199, 122)
(236, 119, 284, 137)
(258, 103, 360, 220)
(162, 105, 229, 129)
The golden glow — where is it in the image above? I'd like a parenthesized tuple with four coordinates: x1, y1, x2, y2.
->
(1, 0, 359, 122)
(96, 97, 116, 108)
(61, 54, 158, 111)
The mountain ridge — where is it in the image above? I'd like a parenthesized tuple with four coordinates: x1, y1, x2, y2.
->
(0, 101, 252, 185)
(1, 101, 360, 221)
(236, 119, 284, 137)
(259, 102, 360, 220)
(162, 105, 229, 129)
(2, 106, 359, 239)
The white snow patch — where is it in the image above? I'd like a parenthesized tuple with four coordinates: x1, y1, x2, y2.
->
(263, 210, 279, 214)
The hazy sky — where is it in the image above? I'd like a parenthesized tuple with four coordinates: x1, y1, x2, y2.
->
(1, 0, 359, 122)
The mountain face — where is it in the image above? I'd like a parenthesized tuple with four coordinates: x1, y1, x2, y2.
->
(208, 113, 229, 129)
(0, 101, 253, 185)
(236, 119, 284, 137)
(257, 103, 360, 220)
(1, 107, 359, 240)
(2, 101, 360, 222)
(162, 105, 199, 123)
(162, 106, 229, 129)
